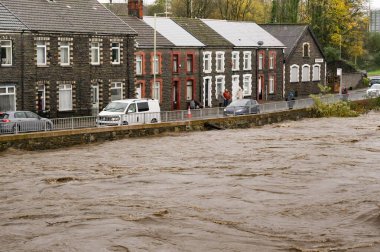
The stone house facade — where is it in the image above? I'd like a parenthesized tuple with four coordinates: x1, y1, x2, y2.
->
(261, 24, 327, 98)
(0, 0, 136, 117)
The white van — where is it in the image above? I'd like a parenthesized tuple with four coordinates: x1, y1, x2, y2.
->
(96, 99, 161, 126)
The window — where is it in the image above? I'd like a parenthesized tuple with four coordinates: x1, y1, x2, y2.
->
(59, 84, 72, 111)
(243, 74, 252, 96)
(186, 80, 193, 100)
(269, 52, 276, 70)
(152, 54, 160, 74)
(290, 65, 299, 82)
(111, 82, 123, 101)
(243, 51, 251, 70)
(137, 102, 149, 112)
(203, 51, 212, 73)
(216, 52, 225, 72)
(232, 51, 239, 71)
(0, 85, 16, 111)
(312, 64, 321, 81)
(303, 43, 310, 57)
(136, 54, 143, 75)
(215, 76, 225, 98)
(269, 75, 275, 94)
(0, 40, 12, 66)
(37, 41, 47, 66)
(38, 84, 46, 111)
(60, 42, 70, 66)
(173, 54, 179, 73)
(187, 54, 194, 73)
(111, 42, 120, 64)
(258, 52, 264, 70)
(91, 42, 100, 65)
(152, 81, 161, 101)
(302, 64, 310, 82)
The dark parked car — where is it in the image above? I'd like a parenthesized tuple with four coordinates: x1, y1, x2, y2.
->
(370, 77, 380, 86)
(0, 111, 53, 134)
(224, 99, 260, 116)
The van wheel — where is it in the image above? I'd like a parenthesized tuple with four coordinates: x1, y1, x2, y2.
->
(151, 118, 158, 123)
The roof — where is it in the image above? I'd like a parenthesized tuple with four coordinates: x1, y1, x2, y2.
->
(0, 3, 27, 30)
(143, 16, 204, 47)
(201, 19, 285, 48)
(0, 0, 136, 35)
(171, 17, 233, 48)
(118, 16, 174, 48)
(260, 24, 307, 57)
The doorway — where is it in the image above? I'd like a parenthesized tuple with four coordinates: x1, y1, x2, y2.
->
(172, 80, 180, 110)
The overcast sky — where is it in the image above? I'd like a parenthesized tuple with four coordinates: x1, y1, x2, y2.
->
(97, 0, 380, 9)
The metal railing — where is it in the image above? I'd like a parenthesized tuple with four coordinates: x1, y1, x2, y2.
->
(0, 91, 370, 135)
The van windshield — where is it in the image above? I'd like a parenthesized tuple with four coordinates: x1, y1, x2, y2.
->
(103, 102, 129, 112)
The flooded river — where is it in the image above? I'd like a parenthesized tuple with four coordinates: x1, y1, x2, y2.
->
(1, 112, 380, 251)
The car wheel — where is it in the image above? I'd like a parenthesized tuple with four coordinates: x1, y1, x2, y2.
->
(46, 123, 53, 131)
(151, 118, 158, 123)
(122, 121, 128, 126)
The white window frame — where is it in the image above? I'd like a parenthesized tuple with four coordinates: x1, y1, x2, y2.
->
(269, 75, 275, 94)
(37, 41, 47, 66)
(312, 64, 321, 81)
(186, 54, 193, 73)
(302, 64, 311, 82)
(136, 54, 143, 75)
(215, 51, 225, 73)
(91, 42, 100, 65)
(203, 51, 212, 73)
(59, 84, 72, 111)
(111, 82, 123, 101)
(290, 64, 299, 83)
(215, 75, 225, 99)
(243, 74, 252, 96)
(111, 42, 120, 64)
(153, 54, 160, 74)
(186, 80, 193, 100)
(60, 41, 70, 66)
(269, 53, 274, 70)
(0, 85, 16, 111)
(232, 51, 239, 71)
(0, 40, 12, 66)
(258, 53, 263, 70)
(152, 81, 161, 101)
(243, 51, 251, 70)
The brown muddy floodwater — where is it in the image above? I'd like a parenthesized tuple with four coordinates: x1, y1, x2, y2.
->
(1, 112, 380, 252)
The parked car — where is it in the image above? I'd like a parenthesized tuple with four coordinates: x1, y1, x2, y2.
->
(369, 77, 380, 86)
(366, 84, 380, 97)
(0, 111, 53, 134)
(96, 98, 161, 126)
(224, 99, 260, 116)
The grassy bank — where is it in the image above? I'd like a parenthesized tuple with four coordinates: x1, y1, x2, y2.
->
(368, 69, 380, 76)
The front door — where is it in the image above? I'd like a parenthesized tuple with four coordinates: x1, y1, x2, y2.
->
(203, 77, 212, 107)
(258, 76, 264, 102)
(172, 80, 180, 110)
(91, 84, 99, 116)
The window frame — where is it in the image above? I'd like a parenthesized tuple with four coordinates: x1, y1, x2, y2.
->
(269, 51, 276, 70)
(0, 40, 12, 66)
(151, 80, 162, 102)
(186, 54, 194, 73)
(203, 51, 212, 73)
(91, 42, 100, 65)
(290, 64, 300, 83)
(312, 64, 321, 81)
(215, 51, 225, 73)
(258, 51, 264, 70)
(303, 42, 310, 58)
(302, 64, 311, 82)
(58, 83, 73, 111)
(60, 41, 70, 66)
(215, 75, 225, 99)
(243, 51, 251, 70)
(269, 75, 275, 94)
(111, 42, 120, 65)
(36, 41, 47, 66)
(186, 79, 194, 101)
(232, 51, 240, 71)
(0, 85, 16, 111)
(135, 54, 143, 75)
(110, 82, 123, 101)
(172, 53, 179, 73)
(243, 74, 252, 96)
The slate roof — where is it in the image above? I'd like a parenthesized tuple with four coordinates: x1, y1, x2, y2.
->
(0, 0, 136, 35)
(0, 3, 27, 31)
(118, 16, 174, 48)
(260, 24, 308, 58)
(143, 16, 204, 47)
(171, 17, 233, 48)
(201, 19, 285, 48)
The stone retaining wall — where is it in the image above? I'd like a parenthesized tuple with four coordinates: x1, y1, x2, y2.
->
(0, 109, 314, 151)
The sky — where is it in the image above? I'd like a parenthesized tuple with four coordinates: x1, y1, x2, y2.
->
(98, 0, 380, 9)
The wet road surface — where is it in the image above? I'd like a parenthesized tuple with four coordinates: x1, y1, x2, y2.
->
(1, 111, 380, 251)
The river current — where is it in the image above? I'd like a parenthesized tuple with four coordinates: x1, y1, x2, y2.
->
(1, 111, 380, 251)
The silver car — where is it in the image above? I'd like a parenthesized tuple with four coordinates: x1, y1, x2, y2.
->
(0, 111, 53, 134)
(366, 84, 380, 97)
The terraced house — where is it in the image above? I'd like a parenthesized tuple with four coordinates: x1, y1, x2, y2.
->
(0, 0, 136, 117)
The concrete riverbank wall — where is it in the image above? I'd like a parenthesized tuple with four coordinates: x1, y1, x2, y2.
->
(0, 108, 314, 151)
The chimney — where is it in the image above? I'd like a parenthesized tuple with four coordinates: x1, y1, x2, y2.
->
(128, 0, 143, 19)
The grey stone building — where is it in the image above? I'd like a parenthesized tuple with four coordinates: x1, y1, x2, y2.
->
(261, 24, 327, 98)
(0, 0, 136, 117)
